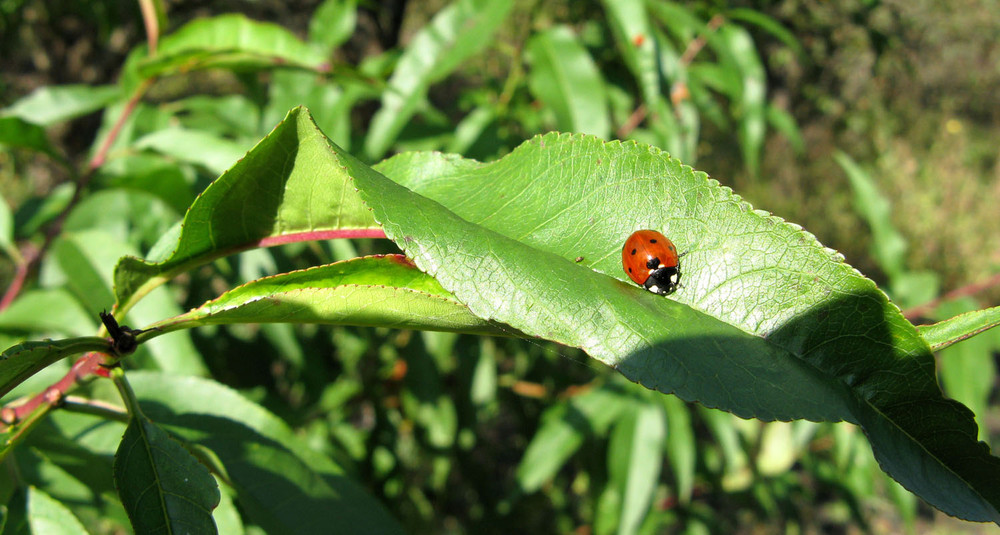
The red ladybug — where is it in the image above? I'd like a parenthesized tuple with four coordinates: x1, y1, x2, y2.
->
(622, 230, 683, 295)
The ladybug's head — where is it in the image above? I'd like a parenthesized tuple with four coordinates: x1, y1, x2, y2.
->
(643, 266, 681, 295)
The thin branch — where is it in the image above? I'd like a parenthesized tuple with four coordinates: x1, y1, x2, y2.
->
(1, 351, 111, 428)
(0, 80, 152, 312)
(679, 14, 725, 67)
(903, 272, 1000, 321)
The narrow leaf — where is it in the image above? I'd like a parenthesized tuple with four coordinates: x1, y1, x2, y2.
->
(918, 305, 1000, 352)
(603, 0, 660, 104)
(134, 127, 251, 176)
(0, 190, 16, 257)
(138, 14, 327, 78)
(26, 486, 88, 535)
(0, 288, 95, 337)
(516, 385, 634, 493)
(711, 24, 767, 176)
(153, 255, 500, 335)
(2, 85, 119, 127)
(0, 338, 109, 399)
(608, 404, 665, 535)
(526, 26, 610, 138)
(364, 0, 513, 158)
(662, 394, 695, 503)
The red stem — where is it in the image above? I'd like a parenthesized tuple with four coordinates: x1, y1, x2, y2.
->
(2, 351, 110, 425)
(903, 272, 1000, 321)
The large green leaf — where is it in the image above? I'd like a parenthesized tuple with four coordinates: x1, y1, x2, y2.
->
(112, 108, 381, 311)
(346, 130, 998, 522)
(366, 143, 848, 422)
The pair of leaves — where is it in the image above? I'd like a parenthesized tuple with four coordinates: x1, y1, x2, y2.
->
(102, 107, 1000, 523)
(3, 105, 999, 524)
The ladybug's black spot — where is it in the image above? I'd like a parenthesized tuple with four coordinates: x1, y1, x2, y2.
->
(646, 257, 660, 269)
(630, 248, 637, 255)
(669, 245, 675, 251)
(649, 238, 658, 243)
(628, 267, 633, 273)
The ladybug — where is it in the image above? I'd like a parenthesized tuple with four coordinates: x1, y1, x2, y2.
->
(622, 230, 683, 295)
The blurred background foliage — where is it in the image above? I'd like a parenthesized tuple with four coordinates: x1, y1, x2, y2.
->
(0, 0, 998, 533)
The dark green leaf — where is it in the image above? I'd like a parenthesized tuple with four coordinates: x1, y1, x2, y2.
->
(127, 371, 405, 535)
(0, 116, 59, 159)
(0, 338, 109, 399)
(114, 417, 220, 534)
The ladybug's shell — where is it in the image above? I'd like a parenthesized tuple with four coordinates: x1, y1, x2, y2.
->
(622, 230, 680, 287)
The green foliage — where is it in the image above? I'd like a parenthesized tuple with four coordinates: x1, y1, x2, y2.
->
(0, 2, 997, 534)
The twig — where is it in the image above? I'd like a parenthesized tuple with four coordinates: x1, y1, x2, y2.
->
(1, 351, 111, 427)
(679, 14, 725, 67)
(903, 272, 1000, 321)
(616, 104, 648, 139)
(0, 80, 152, 312)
